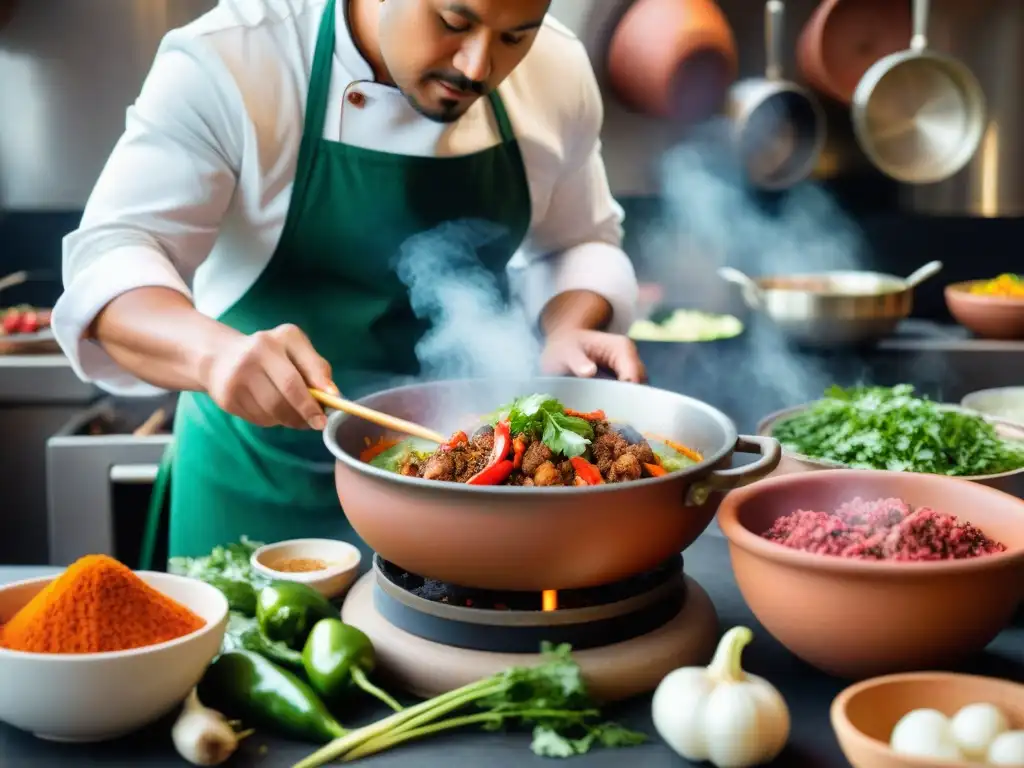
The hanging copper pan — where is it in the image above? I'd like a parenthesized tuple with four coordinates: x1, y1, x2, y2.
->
(796, 0, 912, 104)
(606, 0, 738, 124)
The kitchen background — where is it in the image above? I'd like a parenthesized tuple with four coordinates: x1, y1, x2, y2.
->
(0, 0, 1021, 566)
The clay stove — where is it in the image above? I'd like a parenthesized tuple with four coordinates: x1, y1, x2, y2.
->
(341, 554, 719, 702)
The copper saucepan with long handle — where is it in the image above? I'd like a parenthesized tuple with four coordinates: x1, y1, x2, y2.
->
(323, 376, 781, 591)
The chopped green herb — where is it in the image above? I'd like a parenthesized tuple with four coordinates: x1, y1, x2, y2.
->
(169, 536, 268, 589)
(491, 394, 594, 458)
(773, 384, 1024, 476)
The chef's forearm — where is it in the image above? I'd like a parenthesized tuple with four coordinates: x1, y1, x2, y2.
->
(540, 290, 613, 335)
(88, 287, 241, 392)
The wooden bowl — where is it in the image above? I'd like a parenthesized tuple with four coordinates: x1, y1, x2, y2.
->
(831, 672, 1024, 768)
(945, 281, 1024, 340)
(716, 469, 1024, 679)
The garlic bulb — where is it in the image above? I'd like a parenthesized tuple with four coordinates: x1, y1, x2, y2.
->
(988, 731, 1024, 765)
(651, 626, 790, 768)
(172, 687, 244, 766)
(890, 708, 963, 761)
(950, 702, 1009, 760)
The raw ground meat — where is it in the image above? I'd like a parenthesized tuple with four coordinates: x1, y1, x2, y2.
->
(762, 497, 1007, 561)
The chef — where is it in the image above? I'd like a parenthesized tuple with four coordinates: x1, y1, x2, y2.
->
(52, 0, 645, 560)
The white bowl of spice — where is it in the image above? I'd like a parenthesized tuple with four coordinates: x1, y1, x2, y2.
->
(250, 539, 362, 599)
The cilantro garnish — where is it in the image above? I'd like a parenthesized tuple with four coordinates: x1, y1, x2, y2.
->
(773, 384, 1024, 476)
(294, 642, 646, 767)
(491, 394, 595, 458)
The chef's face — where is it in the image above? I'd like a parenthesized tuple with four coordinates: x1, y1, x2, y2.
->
(379, 0, 550, 122)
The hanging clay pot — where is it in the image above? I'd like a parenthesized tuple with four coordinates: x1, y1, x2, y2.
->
(796, 0, 912, 104)
(606, 0, 738, 124)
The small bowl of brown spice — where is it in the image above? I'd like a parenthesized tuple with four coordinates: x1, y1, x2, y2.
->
(251, 538, 362, 599)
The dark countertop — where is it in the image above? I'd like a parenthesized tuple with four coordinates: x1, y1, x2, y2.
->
(2, 536, 1022, 768)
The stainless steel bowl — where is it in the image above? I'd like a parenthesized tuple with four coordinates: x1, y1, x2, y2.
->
(718, 260, 943, 346)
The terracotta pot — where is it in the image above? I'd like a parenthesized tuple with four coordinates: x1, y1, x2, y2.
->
(717, 469, 1024, 679)
(945, 281, 1024, 340)
(832, 672, 1024, 768)
(324, 377, 781, 591)
(796, 0, 912, 104)
(606, 0, 738, 122)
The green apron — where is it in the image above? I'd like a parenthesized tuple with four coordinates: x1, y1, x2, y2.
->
(140, 0, 531, 565)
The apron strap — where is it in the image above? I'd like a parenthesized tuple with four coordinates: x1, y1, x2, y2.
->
(285, 0, 338, 243)
(487, 90, 516, 144)
(139, 441, 175, 571)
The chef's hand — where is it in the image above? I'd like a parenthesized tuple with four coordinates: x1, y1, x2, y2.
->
(203, 323, 338, 430)
(541, 329, 647, 384)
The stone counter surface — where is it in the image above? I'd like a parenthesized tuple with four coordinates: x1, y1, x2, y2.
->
(1, 537, 1023, 768)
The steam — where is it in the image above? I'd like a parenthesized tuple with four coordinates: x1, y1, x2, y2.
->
(648, 118, 868, 409)
(393, 219, 541, 382)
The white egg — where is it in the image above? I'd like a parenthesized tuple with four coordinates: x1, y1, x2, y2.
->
(988, 730, 1024, 765)
(891, 709, 963, 761)
(950, 703, 1009, 759)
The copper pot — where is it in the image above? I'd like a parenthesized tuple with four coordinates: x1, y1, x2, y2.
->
(324, 377, 781, 591)
(606, 0, 738, 122)
(796, 0, 912, 105)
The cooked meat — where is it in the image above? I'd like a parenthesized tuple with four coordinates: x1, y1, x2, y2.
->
(470, 428, 494, 454)
(624, 442, 656, 466)
(558, 460, 575, 485)
(608, 453, 642, 482)
(400, 461, 420, 477)
(533, 461, 563, 486)
(592, 431, 628, 474)
(521, 441, 553, 476)
(422, 452, 456, 481)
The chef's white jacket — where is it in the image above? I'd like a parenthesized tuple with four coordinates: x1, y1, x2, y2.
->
(52, 0, 639, 396)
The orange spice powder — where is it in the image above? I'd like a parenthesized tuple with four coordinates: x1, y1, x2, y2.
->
(0, 554, 205, 654)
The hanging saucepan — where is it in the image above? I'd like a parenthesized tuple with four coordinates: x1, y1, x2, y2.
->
(324, 376, 781, 591)
(726, 0, 827, 190)
(851, 0, 986, 184)
(796, 0, 912, 105)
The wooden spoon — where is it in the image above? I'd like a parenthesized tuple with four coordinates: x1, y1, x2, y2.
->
(309, 388, 447, 444)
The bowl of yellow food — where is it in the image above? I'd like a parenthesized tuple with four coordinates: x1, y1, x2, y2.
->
(945, 275, 1024, 340)
(251, 538, 362, 599)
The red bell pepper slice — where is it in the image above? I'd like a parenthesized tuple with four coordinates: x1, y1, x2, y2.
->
(440, 430, 468, 452)
(512, 435, 527, 469)
(466, 459, 515, 486)
(570, 456, 604, 485)
(465, 420, 513, 485)
(565, 408, 606, 421)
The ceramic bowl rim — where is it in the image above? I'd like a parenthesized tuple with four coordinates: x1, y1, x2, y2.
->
(758, 402, 1024, 481)
(250, 538, 362, 583)
(945, 280, 1024, 308)
(716, 468, 1024, 576)
(830, 671, 1024, 767)
(0, 571, 228, 661)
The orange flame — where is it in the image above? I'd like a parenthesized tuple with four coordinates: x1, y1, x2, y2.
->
(542, 590, 558, 612)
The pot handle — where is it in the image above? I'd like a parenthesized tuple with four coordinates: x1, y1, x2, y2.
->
(684, 435, 782, 506)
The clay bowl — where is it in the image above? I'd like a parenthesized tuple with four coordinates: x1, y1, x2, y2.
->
(832, 672, 1024, 768)
(757, 402, 1024, 497)
(945, 281, 1024, 340)
(716, 469, 1024, 679)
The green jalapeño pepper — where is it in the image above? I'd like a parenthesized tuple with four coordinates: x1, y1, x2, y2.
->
(223, 613, 304, 671)
(256, 581, 338, 648)
(198, 650, 347, 743)
(302, 619, 403, 712)
(207, 576, 259, 616)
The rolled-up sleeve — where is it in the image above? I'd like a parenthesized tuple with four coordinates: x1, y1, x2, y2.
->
(52, 35, 241, 395)
(513, 51, 639, 335)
